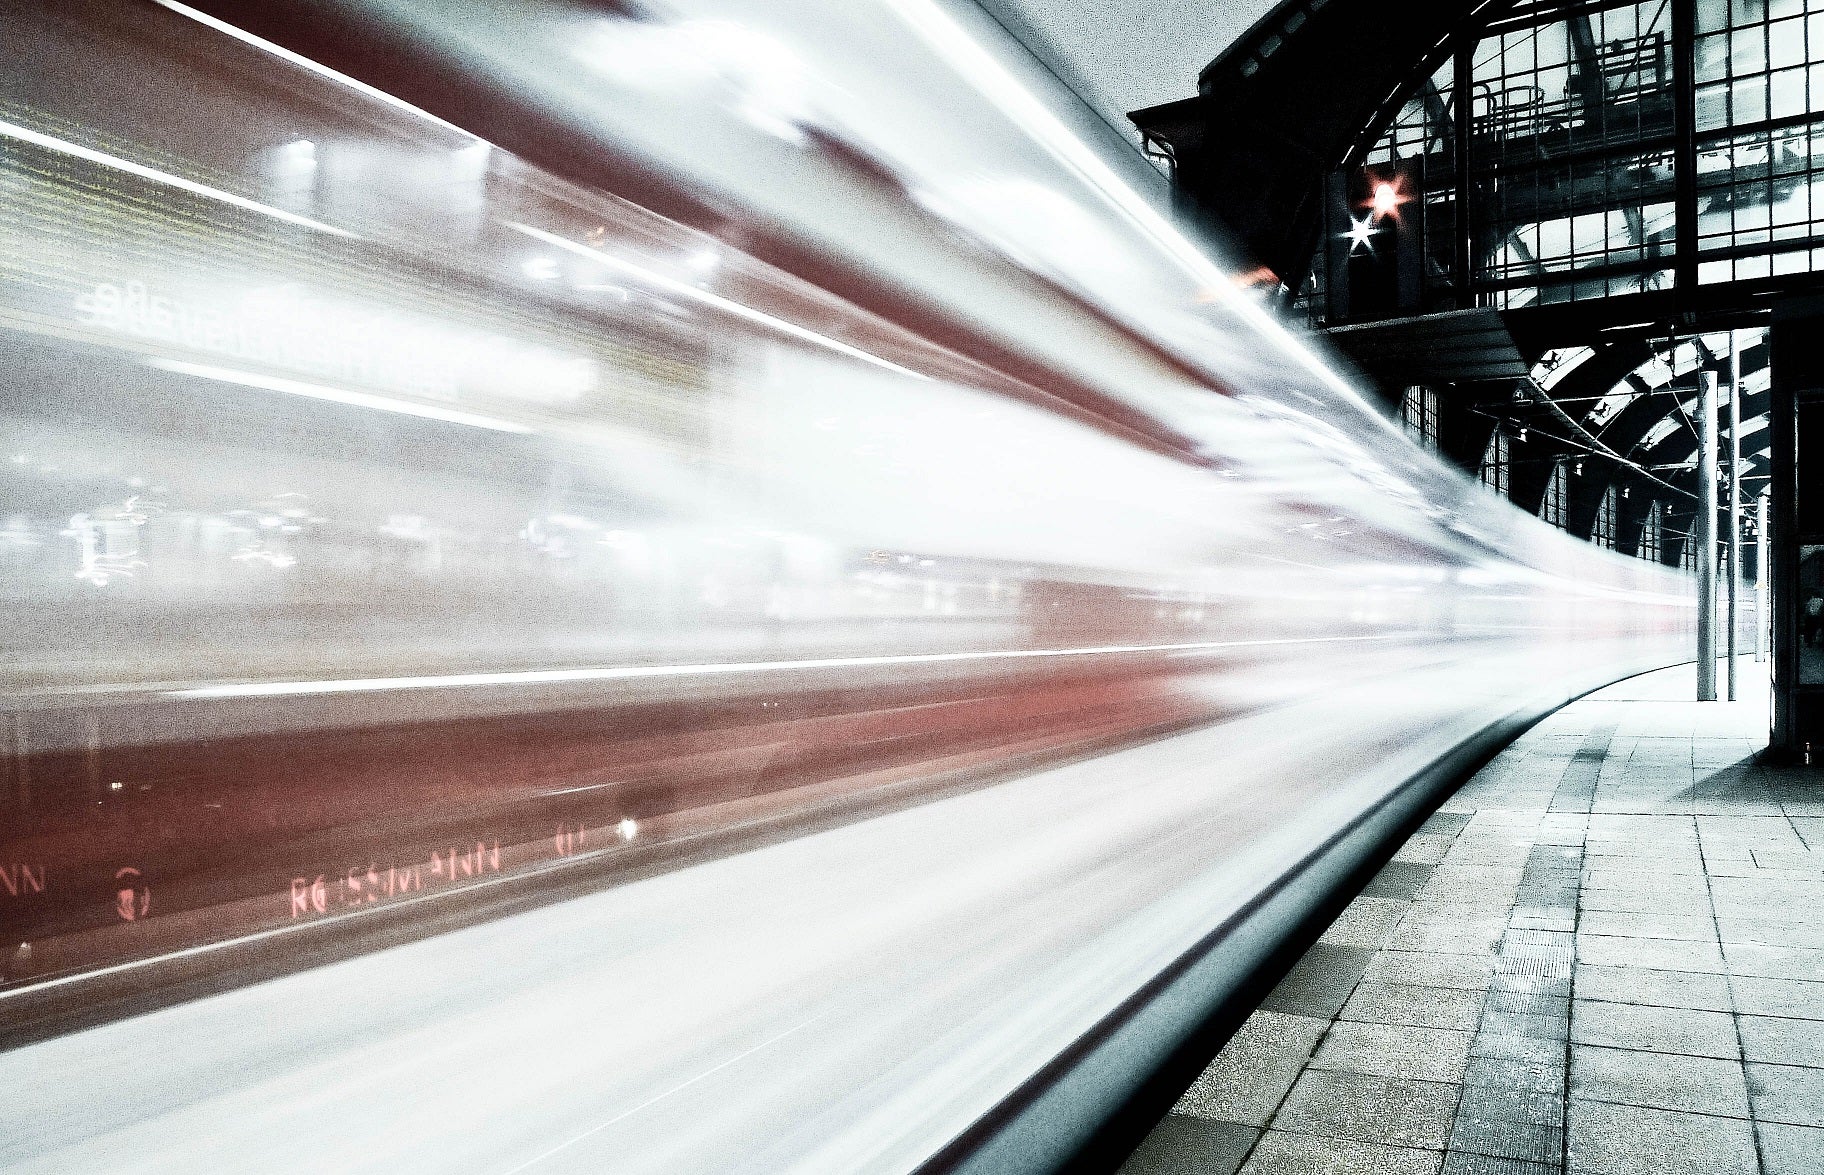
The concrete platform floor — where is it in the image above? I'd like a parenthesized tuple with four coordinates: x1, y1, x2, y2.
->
(1122, 658, 1824, 1175)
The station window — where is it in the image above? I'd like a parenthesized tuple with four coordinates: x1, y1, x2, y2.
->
(1542, 460, 1570, 529)
(1640, 500, 1662, 562)
(1594, 484, 1618, 549)
(1479, 428, 1511, 497)
(1402, 385, 1441, 449)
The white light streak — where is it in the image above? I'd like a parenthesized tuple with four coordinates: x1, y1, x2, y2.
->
(150, 0, 482, 143)
(165, 633, 1410, 699)
(498, 1018, 817, 1175)
(0, 118, 356, 240)
(883, 0, 1380, 410)
(146, 359, 533, 434)
(505, 222, 930, 381)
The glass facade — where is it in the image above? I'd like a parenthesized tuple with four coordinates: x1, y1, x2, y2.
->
(1309, 0, 1788, 569)
(1315, 0, 1824, 314)
(1475, 3, 1677, 306)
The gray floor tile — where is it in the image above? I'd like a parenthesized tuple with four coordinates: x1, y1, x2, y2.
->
(1447, 1112, 1561, 1165)
(1583, 857, 1706, 878)
(1508, 911, 1577, 934)
(1262, 944, 1378, 1021)
(1420, 812, 1476, 838)
(1569, 1000, 1740, 1058)
(1323, 899, 1414, 950)
(1365, 952, 1497, 992)
(1759, 1121, 1824, 1175)
(1749, 849, 1823, 871)
(1577, 889, 1713, 916)
(1483, 988, 1570, 1019)
(1310, 1022, 1475, 1084)
(1576, 911, 1716, 942)
(1472, 1033, 1564, 1065)
(1479, 1010, 1569, 1042)
(1723, 942, 1824, 982)
(1739, 1015, 1824, 1066)
(1462, 1055, 1566, 1096)
(1389, 925, 1507, 957)
(1273, 1069, 1460, 1150)
(1573, 964, 1732, 1012)
(1397, 837, 1461, 867)
(1341, 982, 1485, 1032)
(1437, 1155, 1556, 1175)
(1239, 1131, 1443, 1175)
(1580, 871, 1708, 897)
(1455, 1082, 1563, 1127)
(1710, 873, 1824, 896)
(1120, 1116, 1259, 1175)
(1747, 1061, 1824, 1127)
(1789, 818, 1824, 853)
(1566, 1100, 1757, 1175)
(1574, 935, 1726, 974)
(1175, 1011, 1328, 1127)
(1489, 971, 1571, 997)
(1450, 1083, 1564, 1162)
(1569, 1045, 1750, 1118)
(1731, 975, 1824, 1020)
(1365, 862, 1438, 902)
(1715, 916, 1824, 949)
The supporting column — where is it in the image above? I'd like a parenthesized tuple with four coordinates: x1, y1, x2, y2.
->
(1698, 369, 1719, 701)
(1729, 333, 1741, 700)
(1768, 303, 1811, 757)
(1452, 39, 1474, 309)
(1757, 489, 1771, 664)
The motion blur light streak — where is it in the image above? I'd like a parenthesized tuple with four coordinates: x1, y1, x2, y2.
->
(163, 632, 1417, 699)
(506, 221, 930, 380)
(0, 118, 356, 239)
(144, 359, 536, 434)
(148, 0, 485, 144)
(882, 0, 1381, 415)
(495, 1017, 821, 1175)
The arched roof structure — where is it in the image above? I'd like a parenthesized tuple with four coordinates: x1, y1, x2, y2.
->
(1132, 0, 1824, 569)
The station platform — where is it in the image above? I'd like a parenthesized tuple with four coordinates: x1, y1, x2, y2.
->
(1123, 658, 1824, 1175)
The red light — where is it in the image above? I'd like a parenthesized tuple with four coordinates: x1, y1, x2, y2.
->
(1371, 182, 1400, 219)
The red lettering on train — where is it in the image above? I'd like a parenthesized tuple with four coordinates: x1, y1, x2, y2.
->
(290, 875, 327, 918)
(114, 867, 149, 922)
(0, 864, 45, 897)
(344, 865, 384, 905)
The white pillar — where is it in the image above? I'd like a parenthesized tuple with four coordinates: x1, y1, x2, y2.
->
(1728, 333, 1741, 700)
(1698, 370, 1719, 702)
(1757, 489, 1771, 664)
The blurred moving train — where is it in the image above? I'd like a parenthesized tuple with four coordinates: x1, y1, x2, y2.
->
(0, 0, 1687, 1008)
